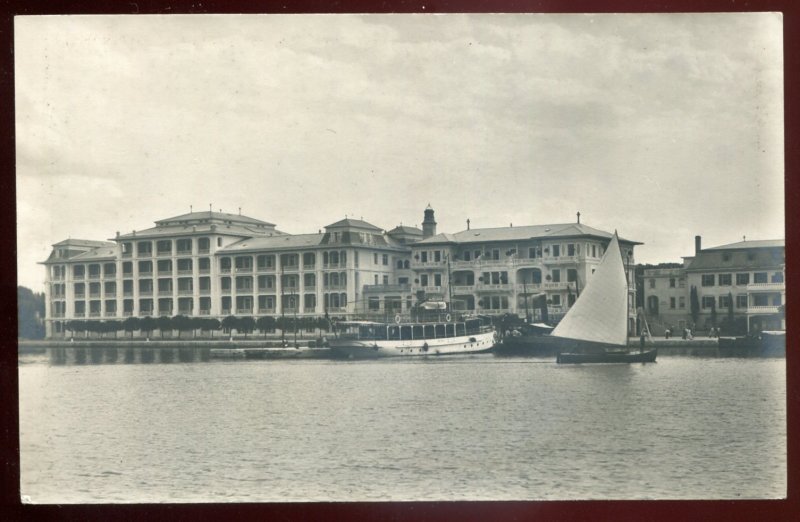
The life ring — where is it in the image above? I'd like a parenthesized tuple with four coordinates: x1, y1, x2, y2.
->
(445, 313, 452, 322)
(422, 342, 429, 352)
(395, 314, 402, 324)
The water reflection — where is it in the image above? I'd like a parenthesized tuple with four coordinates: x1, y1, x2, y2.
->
(48, 346, 211, 365)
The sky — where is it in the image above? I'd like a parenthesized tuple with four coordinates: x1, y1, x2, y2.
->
(15, 13, 784, 291)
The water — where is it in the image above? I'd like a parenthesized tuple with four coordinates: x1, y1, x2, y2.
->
(18, 349, 786, 502)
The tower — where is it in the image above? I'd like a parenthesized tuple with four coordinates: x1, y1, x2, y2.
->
(422, 204, 437, 239)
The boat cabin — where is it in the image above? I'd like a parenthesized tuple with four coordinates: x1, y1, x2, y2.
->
(336, 318, 489, 341)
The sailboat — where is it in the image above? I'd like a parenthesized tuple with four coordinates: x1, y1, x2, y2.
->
(553, 231, 657, 364)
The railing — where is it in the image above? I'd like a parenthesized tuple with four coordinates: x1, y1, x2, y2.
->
(327, 306, 347, 313)
(363, 283, 412, 293)
(88, 274, 101, 280)
(176, 249, 192, 256)
(283, 307, 299, 314)
(198, 247, 210, 254)
(323, 262, 344, 269)
(236, 308, 252, 314)
(543, 282, 571, 291)
(235, 267, 253, 273)
(158, 290, 173, 296)
(121, 252, 132, 258)
(323, 284, 346, 291)
(104, 273, 116, 280)
(221, 288, 231, 294)
(221, 309, 231, 315)
(51, 275, 65, 281)
(104, 311, 116, 317)
(515, 283, 544, 292)
(304, 307, 316, 313)
(122, 272, 133, 278)
(199, 289, 211, 295)
(412, 260, 445, 268)
(139, 271, 153, 278)
(89, 292, 101, 298)
(422, 286, 444, 294)
(137, 252, 152, 258)
(235, 288, 254, 294)
(282, 286, 300, 292)
(475, 283, 512, 292)
(104, 292, 116, 298)
(220, 267, 231, 273)
(138, 310, 152, 317)
(281, 265, 300, 271)
(123, 311, 133, 317)
(178, 289, 193, 296)
(52, 312, 65, 318)
(157, 270, 173, 276)
(747, 282, 785, 291)
(74, 312, 86, 318)
(89, 312, 101, 318)
(139, 290, 153, 296)
(256, 266, 275, 272)
(123, 291, 133, 297)
(177, 269, 193, 276)
(258, 308, 276, 314)
(73, 273, 85, 280)
(157, 250, 172, 257)
(747, 305, 781, 314)
(74, 293, 86, 299)
(303, 263, 316, 270)
(199, 310, 211, 315)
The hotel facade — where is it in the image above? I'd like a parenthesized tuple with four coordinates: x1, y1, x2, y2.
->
(643, 236, 785, 334)
(41, 207, 642, 338)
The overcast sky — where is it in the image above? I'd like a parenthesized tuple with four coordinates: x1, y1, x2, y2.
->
(15, 13, 784, 291)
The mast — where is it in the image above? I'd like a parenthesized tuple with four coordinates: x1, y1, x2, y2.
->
(280, 263, 286, 346)
(446, 253, 454, 315)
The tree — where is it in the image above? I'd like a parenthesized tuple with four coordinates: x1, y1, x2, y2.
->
(710, 301, 717, 328)
(17, 286, 45, 339)
(122, 316, 140, 338)
(689, 286, 700, 326)
(256, 316, 275, 338)
(239, 316, 255, 338)
(203, 318, 221, 337)
(172, 315, 193, 338)
(157, 316, 172, 338)
(189, 317, 204, 338)
(139, 316, 156, 339)
(221, 315, 238, 335)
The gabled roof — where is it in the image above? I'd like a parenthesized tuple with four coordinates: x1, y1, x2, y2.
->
(704, 239, 784, 251)
(325, 218, 383, 232)
(155, 210, 275, 227)
(116, 223, 283, 240)
(415, 223, 640, 246)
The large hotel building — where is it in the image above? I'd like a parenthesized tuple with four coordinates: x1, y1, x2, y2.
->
(41, 206, 642, 338)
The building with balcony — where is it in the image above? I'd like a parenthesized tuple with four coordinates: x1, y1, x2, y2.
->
(643, 236, 785, 334)
(40, 207, 642, 337)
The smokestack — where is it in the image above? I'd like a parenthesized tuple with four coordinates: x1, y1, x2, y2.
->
(695, 235, 702, 254)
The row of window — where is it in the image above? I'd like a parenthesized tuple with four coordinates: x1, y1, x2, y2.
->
(700, 272, 783, 287)
(660, 294, 783, 310)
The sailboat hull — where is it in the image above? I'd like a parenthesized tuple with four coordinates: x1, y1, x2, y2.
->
(556, 349, 657, 364)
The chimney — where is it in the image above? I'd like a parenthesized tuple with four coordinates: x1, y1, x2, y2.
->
(695, 235, 702, 254)
(577, 211, 581, 224)
(422, 204, 437, 239)
(467, 218, 470, 230)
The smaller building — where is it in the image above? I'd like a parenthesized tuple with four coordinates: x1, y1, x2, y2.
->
(644, 236, 785, 334)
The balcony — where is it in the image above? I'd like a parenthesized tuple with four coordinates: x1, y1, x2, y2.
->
(139, 290, 154, 297)
(156, 250, 172, 257)
(73, 273, 85, 280)
(88, 274, 101, 280)
(104, 273, 116, 280)
(421, 286, 444, 295)
(220, 267, 232, 274)
(542, 255, 581, 265)
(450, 285, 475, 294)
(363, 283, 412, 293)
(747, 282, 785, 291)
(515, 283, 544, 293)
(282, 285, 300, 292)
(256, 265, 275, 273)
(123, 291, 133, 297)
(236, 308, 253, 314)
(475, 283, 513, 293)
(323, 262, 344, 269)
(74, 312, 86, 318)
(543, 282, 571, 291)
(104, 311, 116, 317)
(51, 274, 65, 281)
(52, 312, 65, 318)
(123, 311, 133, 317)
(199, 288, 211, 295)
(157, 270, 173, 276)
(89, 292, 101, 298)
(89, 311, 101, 318)
(747, 305, 782, 314)
(281, 265, 300, 272)
(176, 249, 192, 256)
(323, 284, 346, 291)
(327, 306, 347, 313)
(74, 293, 86, 299)
(303, 263, 316, 270)
(221, 288, 232, 295)
(412, 260, 445, 269)
(198, 247, 210, 254)
(104, 292, 116, 298)
(122, 251, 132, 258)
(283, 307, 299, 314)
(198, 268, 211, 275)
(304, 307, 316, 313)
(236, 288, 254, 294)
(221, 309, 231, 315)
(137, 252, 152, 259)
(235, 267, 253, 274)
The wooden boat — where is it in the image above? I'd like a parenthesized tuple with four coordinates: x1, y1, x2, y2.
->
(553, 231, 657, 364)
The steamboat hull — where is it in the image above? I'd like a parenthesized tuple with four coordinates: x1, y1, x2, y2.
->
(330, 330, 497, 358)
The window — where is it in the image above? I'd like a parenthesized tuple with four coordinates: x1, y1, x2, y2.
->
(551, 295, 561, 306)
(382, 254, 388, 266)
(434, 251, 441, 262)
(567, 244, 575, 256)
(397, 260, 404, 269)
(434, 274, 442, 286)
(156, 240, 172, 255)
(492, 249, 500, 260)
(374, 253, 379, 264)
(702, 296, 715, 309)
(552, 245, 560, 257)
(719, 295, 731, 308)
(718, 274, 732, 286)
(304, 273, 315, 288)
(736, 295, 748, 308)
(670, 297, 676, 309)
(772, 272, 784, 283)
(368, 297, 380, 311)
(754, 272, 768, 284)
(679, 296, 686, 309)
(383, 275, 389, 285)
(551, 269, 561, 283)
(591, 245, 596, 257)
(567, 269, 577, 283)
(736, 273, 750, 285)
(464, 251, 472, 261)
(722, 252, 732, 262)
(649, 278, 655, 289)
(669, 278, 676, 288)
(421, 252, 428, 263)
(198, 237, 210, 252)
(701, 274, 715, 287)
(303, 253, 315, 268)
(420, 274, 428, 286)
(122, 262, 133, 275)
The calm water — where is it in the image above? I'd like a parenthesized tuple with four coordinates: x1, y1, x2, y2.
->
(19, 348, 786, 502)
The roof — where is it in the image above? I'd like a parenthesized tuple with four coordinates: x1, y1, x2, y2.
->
(52, 238, 114, 248)
(155, 210, 275, 227)
(70, 246, 118, 261)
(325, 218, 383, 232)
(220, 233, 326, 253)
(416, 223, 640, 246)
(387, 225, 423, 236)
(703, 239, 785, 251)
(116, 223, 283, 240)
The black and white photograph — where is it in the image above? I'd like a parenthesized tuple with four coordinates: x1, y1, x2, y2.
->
(15, 12, 786, 505)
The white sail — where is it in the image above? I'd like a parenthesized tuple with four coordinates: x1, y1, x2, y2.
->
(551, 232, 629, 346)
